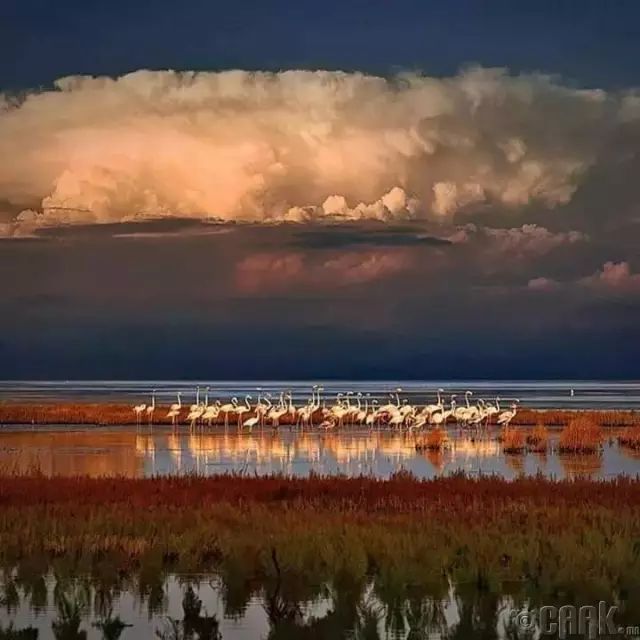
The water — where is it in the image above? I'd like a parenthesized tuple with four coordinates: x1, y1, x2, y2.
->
(0, 427, 638, 479)
(2, 570, 638, 639)
(2, 379, 640, 408)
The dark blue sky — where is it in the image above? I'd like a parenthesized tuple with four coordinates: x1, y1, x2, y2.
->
(2, 0, 639, 90)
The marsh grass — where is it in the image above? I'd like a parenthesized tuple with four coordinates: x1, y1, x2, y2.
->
(618, 425, 640, 450)
(1, 473, 640, 599)
(526, 424, 549, 453)
(512, 409, 636, 427)
(501, 427, 526, 454)
(0, 625, 38, 639)
(558, 418, 604, 453)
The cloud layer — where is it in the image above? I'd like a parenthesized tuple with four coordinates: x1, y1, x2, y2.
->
(2, 66, 637, 236)
(235, 248, 412, 292)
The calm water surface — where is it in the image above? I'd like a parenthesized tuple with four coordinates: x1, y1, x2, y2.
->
(0, 426, 638, 480)
(2, 570, 639, 639)
(2, 379, 640, 408)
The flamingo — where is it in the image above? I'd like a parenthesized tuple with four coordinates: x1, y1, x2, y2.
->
(189, 386, 201, 413)
(145, 390, 156, 426)
(235, 395, 252, 428)
(484, 396, 501, 424)
(457, 391, 481, 425)
(166, 392, 182, 428)
(331, 400, 349, 428)
(202, 400, 221, 427)
(365, 399, 379, 429)
(429, 398, 456, 426)
(344, 391, 361, 424)
(254, 392, 271, 429)
(297, 388, 317, 429)
(267, 393, 287, 428)
(186, 403, 205, 432)
(319, 417, 337, 430)
(219, 397, 238, 428)
(423, 389, 445, 416)
(453, 391, 472, 422)
(242, 413, 260, 431)
(281, 391, 297, 426)
(297, 386, 322, 428)
(497, 401, 520, 427)
(186, 386, 208, 431)
(355, 394, 370, 426)
(312, 386, 324, 426)
(133, 401, 146, 427)
(388, 410, 406, 430)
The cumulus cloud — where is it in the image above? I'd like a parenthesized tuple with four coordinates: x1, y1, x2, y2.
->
(527, 277, 560, 291)
(527, 261, 640, 294)
(581, 261, 640, 290)
(235, 248, 412, 292)
(448, 223, 586, 255)
(1, 66, 635, 236)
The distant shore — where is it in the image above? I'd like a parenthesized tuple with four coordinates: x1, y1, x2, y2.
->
(0, 402, 637, 427)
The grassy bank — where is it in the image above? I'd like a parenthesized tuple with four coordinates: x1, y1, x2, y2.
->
(1, 473, 640, 603)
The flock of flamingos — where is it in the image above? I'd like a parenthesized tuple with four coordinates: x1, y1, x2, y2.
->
(132, 386, 520, 431)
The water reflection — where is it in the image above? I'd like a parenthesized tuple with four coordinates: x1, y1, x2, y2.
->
(0, 432, 142, 477)
(2, 568, 639, 640)
(1, 427, 640, 480)
(558, 452, 603, 478)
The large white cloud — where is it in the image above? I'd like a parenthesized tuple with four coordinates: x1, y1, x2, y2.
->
(0, 66, 636, 236)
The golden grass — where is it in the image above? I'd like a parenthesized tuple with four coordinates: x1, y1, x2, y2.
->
(618, 425, 640, 450)
(526, 424, 549, 453)
(512, 409, 637, 427)
(501, 427, 526, 454)
(558, 418, 603, 453)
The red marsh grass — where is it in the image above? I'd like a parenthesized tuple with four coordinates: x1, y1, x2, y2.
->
(1, 473, 640, 593)
(526, 424, 549, 452)
(501, 426, 526, 454)
(558, 418, 604, 453)
(511, 409, 637, 427)
(618, 424, 640, 450)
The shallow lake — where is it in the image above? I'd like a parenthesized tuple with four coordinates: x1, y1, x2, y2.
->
(0, 426, 639, 480)
(3, 379, 640, 408)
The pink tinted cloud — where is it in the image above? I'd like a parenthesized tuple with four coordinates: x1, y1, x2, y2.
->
(581, 261, 640, 290)
(527, 277, 560, 291)
(235, 249, 412, 293)
(447, 223, 586, 257)
(528, 261, 640, 294)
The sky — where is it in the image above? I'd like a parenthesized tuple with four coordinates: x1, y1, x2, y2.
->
(1, 0, 640, 379)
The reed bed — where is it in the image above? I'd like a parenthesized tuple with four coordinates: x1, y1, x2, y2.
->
(501, 426, 526, 453)
(511, 408, 637, 427)
(526, 424, 549, 452)
(618, 425, 640, 450)
(558, 418, 604, 453)
(1, 473, 640, 596)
